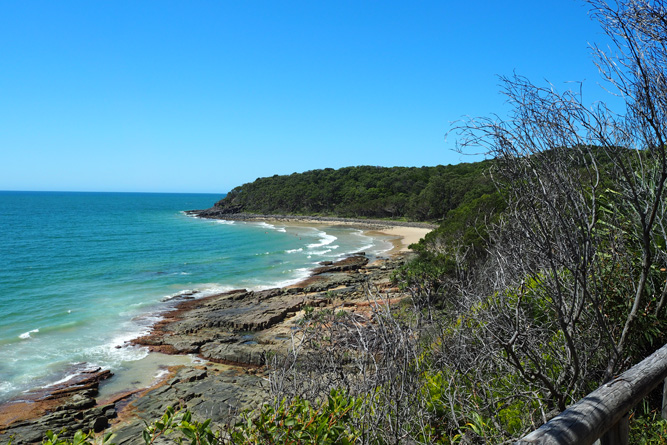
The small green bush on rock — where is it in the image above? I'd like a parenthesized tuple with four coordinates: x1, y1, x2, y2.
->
(227, 389, 361, 444)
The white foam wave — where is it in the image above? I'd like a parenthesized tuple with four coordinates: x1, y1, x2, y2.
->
(0, 381, 15, 395)
(19, 329, 39, 340)
(183, 212, 205, 220)
(42, 363, 104, 389)
(286, 248, 303, 254)
(195, 284, 238, 296)
(81, 329, 151, 367)
(266, 268, 312, 289)
(254, 222, 277, 230)
(110, 283, 238, 366)
(167, 284, 238, 302)
(161, 289, 199, 302)
(309, 249, 332, 256)
(44, 374, 76, 388)
(307, 232, 337, 249)
(351, 231, 377, 249)
(253, 222, 287, 233)
(154, 368, 170, 381)
(215, 220, 235, 225)
(106, 343, 150, 363)
(356, 243, 375, 253)
(331, 242, 379, 262)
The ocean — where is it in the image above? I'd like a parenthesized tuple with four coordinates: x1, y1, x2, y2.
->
(0, 191, 393, 402)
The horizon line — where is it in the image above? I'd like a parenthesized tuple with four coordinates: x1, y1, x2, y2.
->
(0, 189, 227, 195)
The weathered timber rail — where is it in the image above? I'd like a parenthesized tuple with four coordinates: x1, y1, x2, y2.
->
(517, 342, 667, 444)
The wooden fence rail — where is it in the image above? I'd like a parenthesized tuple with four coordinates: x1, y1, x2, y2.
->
(516, 342, 667, 445)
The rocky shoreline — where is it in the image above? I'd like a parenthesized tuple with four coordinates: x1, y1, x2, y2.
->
(0, 250, 413, 444)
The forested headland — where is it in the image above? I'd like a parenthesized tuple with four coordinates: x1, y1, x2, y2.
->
(209, 162, 497, 222)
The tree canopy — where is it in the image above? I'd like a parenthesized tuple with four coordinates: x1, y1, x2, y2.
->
(211, 162, 496, 222)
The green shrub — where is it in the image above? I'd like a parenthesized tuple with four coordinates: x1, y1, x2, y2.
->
(227, 389, 361, 444)
(628, 401, 667, 445)
(142, 406, 218, 445)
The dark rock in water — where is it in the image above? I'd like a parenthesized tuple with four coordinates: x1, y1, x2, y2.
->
(311, 256, 369, 275)
(162, 289, 200, 302)
(134, 289, 308, 365)
(129, 256, 379, 370)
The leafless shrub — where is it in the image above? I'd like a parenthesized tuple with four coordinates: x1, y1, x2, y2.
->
(265, 283, 454, 444)
(451, 0, 667, 415)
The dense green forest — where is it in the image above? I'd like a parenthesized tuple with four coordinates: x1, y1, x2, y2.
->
(211, 162, 496, 222)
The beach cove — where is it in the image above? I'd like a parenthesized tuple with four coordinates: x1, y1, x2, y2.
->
(0, 193, 432, 443)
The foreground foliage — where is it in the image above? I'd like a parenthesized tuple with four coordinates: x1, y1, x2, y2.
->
(227, 390, 361, 444)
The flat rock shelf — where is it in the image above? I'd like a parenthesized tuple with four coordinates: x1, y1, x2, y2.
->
(0, 253, 412, 444)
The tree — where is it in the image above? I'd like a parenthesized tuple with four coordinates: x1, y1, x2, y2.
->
(454, 0, 667, 413)
(589, 0, 667, 372)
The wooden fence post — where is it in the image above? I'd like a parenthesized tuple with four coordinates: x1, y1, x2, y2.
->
(517, 343, 667, 444)
(599, 411, 629, 445)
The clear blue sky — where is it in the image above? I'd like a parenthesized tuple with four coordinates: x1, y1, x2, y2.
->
(1, 1, 617, 193)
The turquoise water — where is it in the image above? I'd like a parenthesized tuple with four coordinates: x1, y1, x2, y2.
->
(0, 191, 392, 402)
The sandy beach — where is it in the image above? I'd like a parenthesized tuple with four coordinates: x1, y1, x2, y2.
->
(367, 226, 432, 253)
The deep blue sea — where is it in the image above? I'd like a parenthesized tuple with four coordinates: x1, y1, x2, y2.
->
(0, 191, 392, 402)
